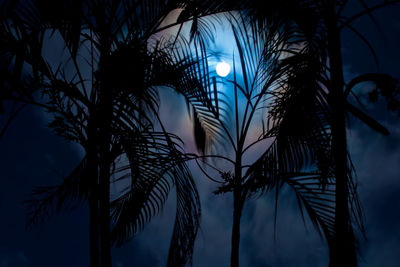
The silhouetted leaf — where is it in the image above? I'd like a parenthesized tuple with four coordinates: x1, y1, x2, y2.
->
(347, 101, 389, 135)
(25, 156, 88, 226)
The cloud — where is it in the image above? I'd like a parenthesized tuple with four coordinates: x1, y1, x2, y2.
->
(347, 118, 400, 267)
(239, 190, 329, 267)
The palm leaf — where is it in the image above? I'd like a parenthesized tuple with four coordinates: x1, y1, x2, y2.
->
(25, 156, 88, 226)
(285, 174, 336, 241)
(345, 73, 400, 116)
(167, 36, 231, 153)
(110, 129, 200, 266)
(346, 102, 389, 135)
(242, 50, 336, 243)
(284, 171, 364, 244)
(166, 157, 200, 267)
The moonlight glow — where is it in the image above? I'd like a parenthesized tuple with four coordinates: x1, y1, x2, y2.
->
(216, 62, 231, 77)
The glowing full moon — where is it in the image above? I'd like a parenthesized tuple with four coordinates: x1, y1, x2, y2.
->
(216, 62, 231, 77)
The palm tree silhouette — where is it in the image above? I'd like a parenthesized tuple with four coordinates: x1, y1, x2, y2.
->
(257, 2, 400, 266)
(0, 1, 212, 267)
(166, 13, 340, 267)
(174, 1, 400, 266)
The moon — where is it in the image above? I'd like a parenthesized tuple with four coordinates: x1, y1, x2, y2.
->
(216, 61, 231, 77)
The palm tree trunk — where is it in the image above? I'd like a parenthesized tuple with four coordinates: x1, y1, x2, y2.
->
(89, 194, 100, 267)
(327, 12, 357, 267)
(87, 118, 100, 267)
(97, 93, 113, 267)
(231, 157, 244, 267)
(87, 95, 112, 267)
(96, 22, 113, 266)
(231, 188, 244, 267)
(99, 159, 112, 267)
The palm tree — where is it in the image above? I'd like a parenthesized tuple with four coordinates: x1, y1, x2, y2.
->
(1, 1, 208, 266)
(165, 13, 341, 267)
(262, 2, 400, 266)
(172, 1, 400, 266)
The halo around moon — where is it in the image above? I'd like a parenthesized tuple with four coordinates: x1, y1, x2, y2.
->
(216, 62, 231, 77)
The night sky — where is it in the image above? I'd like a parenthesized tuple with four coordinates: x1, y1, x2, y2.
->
(1, 2, 400, 267)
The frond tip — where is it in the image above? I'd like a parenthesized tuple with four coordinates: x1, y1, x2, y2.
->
(24, 157, 88, 226)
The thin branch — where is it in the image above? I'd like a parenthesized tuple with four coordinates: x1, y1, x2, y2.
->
(339, 0, 400, 30)
(194, 158, 224, 184)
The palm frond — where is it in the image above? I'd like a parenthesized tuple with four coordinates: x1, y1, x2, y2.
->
(167, 36, 231, 153)
(241, 50, 335, 242)
(15, 0, 84, 58)
(248, 52, 332, 187)
(339, 0, 400, 30)
(25, 156, 88, 226)
(110, 127, 201, 265)
(286, 174, 336, 241)
(110, 132, 178, 245)
(167, 157, 200, 267)
(346, 102, 389, 135)
(345, 73, 400, 116)
(285, 171, 364, 243)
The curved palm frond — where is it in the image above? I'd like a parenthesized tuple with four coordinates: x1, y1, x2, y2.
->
(346, 102, 389, 135)
(167, 35, 231, 153)
(286, 173, 336, 241)
(242, 50, 337, 239)
(272, 171, 363, 245)
(110, 129, 200, 266)
(345, 73, 400, 118)
(166, 158, 200, 267)
(25, 156, 89, 225)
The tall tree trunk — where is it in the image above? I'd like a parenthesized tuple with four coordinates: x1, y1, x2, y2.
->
(89, 195, 100, 267)
(231, 189, 244, 267)
(231, 156, 244, 267)
(327, 11, 357, 267)
(97, 21, 113, 266)
(99, 157, 112, 267)
(97, 90, 113, 267)
(87, 118, 100, 267)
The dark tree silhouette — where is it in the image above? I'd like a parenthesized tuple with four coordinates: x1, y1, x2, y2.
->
(173, 1, 400, 266)
(167, 13, 339, 267)
(258, 2, 400, 266)
(0, 1, 209, 267)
